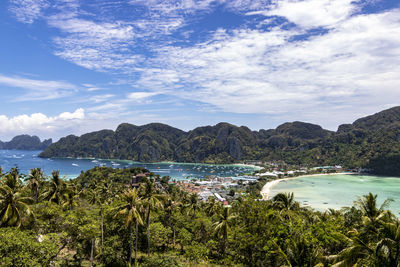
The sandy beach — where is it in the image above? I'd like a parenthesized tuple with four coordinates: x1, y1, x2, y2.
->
(260, 172, 355, 200)
(261, 178, 290, 200)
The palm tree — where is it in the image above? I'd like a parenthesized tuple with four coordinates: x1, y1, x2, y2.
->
(355, 193, 393, 232)
(114, 188, 143, 265)
(87, 186, 106, 248)
(141, 178, 164, 256)
(205, 196, 221, 216)
(328, 229, 375, 266)
(62, 191, 79, 210)
(214, 206, 236, 255)
(43, 171, 66, 205)
(272, 193, 296, 210)
(1, 167, 22, 193)
(272, 192, 298, 211)
(186, 193, 199, 218)
(0, 184, 32, 227)
(375, 220, 400, 266)
(27, 168, 44, 203)
(164, 197, 179, 247)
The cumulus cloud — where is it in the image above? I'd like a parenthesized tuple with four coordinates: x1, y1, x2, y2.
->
(261, 0, 360, 29)
(0, 108, 85, 139)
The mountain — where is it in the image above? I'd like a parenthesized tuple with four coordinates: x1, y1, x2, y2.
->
(0, 135, 52, 150)
(39, 121, 332, 163)
(39, 123, 187, 161)
(39, 106, 400, 176)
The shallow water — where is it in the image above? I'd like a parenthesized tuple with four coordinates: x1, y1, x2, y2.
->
(0, 150, 256, 180)
(270, 174, 400, 215)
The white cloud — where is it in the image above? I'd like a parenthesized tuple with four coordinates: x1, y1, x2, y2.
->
(6, 0, 400, 131)
(58, 108, 85, 120)
(0, 74, 77, 101)
(129, 0, 218, 15)
(136, 8, 400, 128)
(0, 108, 85, 138)
(89, 94, 115, 103)
(127, 92, 158, 100)
(48, 16, 140, 72)
(263, 0, 360, 29)
(9, 0, 49, 23)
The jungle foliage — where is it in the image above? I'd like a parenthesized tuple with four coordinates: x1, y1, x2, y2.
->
(1, 166, 399, 266)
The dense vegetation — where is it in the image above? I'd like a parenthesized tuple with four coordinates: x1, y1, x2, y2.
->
(39, 107, 400, 176)
(1, 166, 399, 266)
(0, 135, 52, 150)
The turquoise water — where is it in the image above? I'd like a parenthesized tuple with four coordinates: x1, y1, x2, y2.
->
(0, 150, 257, 180)
(270, 174, 400, 215)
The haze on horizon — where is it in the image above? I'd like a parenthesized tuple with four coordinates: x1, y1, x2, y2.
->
(0, 0, 399, 140)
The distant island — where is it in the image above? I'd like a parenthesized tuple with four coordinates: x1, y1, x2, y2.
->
(0, 135, 52, 150)
(39, 106, 400, 176)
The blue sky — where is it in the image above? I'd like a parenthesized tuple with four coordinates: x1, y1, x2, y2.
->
(0, 0, 399, 140)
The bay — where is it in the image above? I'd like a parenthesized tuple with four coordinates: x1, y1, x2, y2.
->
(270, 174, 400, 215)
(0, 150, 257, 180)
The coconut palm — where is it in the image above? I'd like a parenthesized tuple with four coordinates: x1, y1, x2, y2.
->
(26, 168, 44, 203)
(0, 184, 32, 227)
(272, 192, 298, 211)
(141, 178, 164, 256)
(375, 220, 400, 266)
(214, 206, 236, 255)
(87, 186, 106, 248)
(355, 193, 393, 231)
(186, 193, 200, 218)
(328, 229, 375, 266)
(205, 196, 221, 216)
(62, 191, 79, 210)
(114, 188, 143, 265)
(1, 167, 22, 193)
(164, 197, 179, 247)
(43, 170, 67, 205)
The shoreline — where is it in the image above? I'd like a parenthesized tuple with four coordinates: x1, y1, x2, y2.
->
(46, 156, 260, 170)
(261, 172, 355, 200)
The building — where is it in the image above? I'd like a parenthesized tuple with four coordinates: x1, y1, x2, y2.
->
(131, 173, 148, 188)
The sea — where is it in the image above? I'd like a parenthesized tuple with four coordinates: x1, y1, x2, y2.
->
(0, 150, 258, 180)
(269, 174, 400, 215)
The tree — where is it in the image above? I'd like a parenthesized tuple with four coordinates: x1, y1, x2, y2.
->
(272, 192, 298, 211)
(0, 182, 32, 227)
(1, 167, 22, 193)
(205, 196, 221, 216)
(164, 197, 180, 247)
(43, 171, 67, 205)
(355, 192, 393, 234)
(114, 188, 143, 265)
(214, 207, 236, 255)
(141, 178, 164, 256)
(26, 168, 44, 204)
(186, 193, 200, 218)
(0, 228, 59, 266)
(376, 220, 400, 266)
(86, 187, 105, 248)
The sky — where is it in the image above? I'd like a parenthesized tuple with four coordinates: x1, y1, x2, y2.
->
(0, 0, 399, 141)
